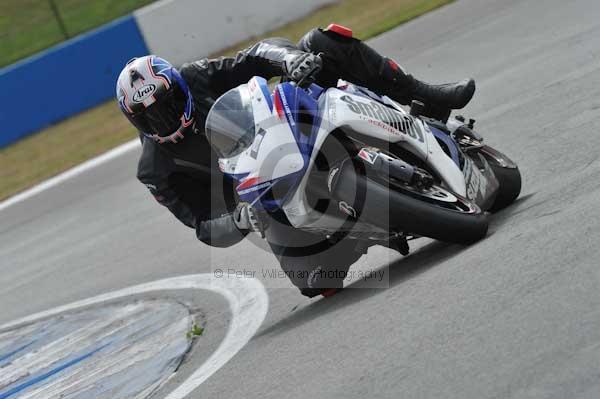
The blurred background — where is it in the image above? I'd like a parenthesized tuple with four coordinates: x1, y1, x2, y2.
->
(1, 0, 155, 67)
(0, 0, 450, 201)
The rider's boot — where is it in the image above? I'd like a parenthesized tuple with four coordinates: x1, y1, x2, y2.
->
(410, 77, 476, 110)
(296, 28, 475, 121)
(382, 59, 476, 121)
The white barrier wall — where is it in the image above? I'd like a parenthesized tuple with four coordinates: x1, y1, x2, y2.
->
(134, 0, 335, 66)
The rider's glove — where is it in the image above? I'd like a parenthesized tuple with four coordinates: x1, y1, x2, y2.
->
(233, 202, 269, 238)
(283, 52, 323, 87)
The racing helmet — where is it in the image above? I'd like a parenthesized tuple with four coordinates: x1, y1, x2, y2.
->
(116, 55, 194, 144)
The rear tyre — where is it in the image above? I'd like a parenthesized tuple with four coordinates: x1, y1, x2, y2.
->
(329, 161, 489, 245)
(375, 180, 489, 244)
(488, 165, 521, 212)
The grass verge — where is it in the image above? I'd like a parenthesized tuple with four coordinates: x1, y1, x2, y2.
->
(0, 0, 156, 68)
(0, 0, 452, 201)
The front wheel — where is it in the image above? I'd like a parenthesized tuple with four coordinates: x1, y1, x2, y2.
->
(478, 145, 522, 212)
(488, 165, 522, 212)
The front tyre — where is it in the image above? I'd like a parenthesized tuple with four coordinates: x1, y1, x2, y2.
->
(488, 165, 522, 212)
(371, 180, 489, 244)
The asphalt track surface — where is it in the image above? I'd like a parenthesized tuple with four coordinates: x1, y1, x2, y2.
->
(2, 0, 600, 397)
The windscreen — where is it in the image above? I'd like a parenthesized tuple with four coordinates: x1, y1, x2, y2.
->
(205, 84, 256, 158)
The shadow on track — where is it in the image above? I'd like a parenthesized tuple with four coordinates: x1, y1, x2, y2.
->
(486, 192, 536, 235)
(257, 193, 536, 338)
(257, 240, 468, 338)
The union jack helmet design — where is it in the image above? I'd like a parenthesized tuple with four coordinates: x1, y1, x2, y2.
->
(116, 55, 194, 144)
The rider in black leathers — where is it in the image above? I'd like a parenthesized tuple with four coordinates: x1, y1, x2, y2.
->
(118, 26, 475, 297)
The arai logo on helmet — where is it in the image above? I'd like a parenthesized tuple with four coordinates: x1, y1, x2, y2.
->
(133, 84, 157, 103)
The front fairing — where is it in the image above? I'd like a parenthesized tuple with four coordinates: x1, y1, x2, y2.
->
(210, 77, 316, 211)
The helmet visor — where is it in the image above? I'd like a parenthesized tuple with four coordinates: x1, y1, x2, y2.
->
(129, 84, 187, 137)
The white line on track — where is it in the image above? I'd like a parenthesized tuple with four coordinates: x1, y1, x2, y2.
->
(0, 113, 270, 397)
(0, 274, 269, 399)
(0, 139, 139, 212)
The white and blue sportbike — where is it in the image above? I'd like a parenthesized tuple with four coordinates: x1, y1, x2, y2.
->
(205, 76, 521, 251)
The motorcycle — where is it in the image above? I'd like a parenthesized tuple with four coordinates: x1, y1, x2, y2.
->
(205, 75, 521, 255)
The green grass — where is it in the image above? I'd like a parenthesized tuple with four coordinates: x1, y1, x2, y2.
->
(0, 0, 156, 67)
(0, 0, 453, 201)
(186, 324, 204, 339)
(0, 101, 133, 200)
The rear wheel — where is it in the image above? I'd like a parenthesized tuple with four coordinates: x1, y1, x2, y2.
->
(329, 160, 489, 245)
(378, 180, 489, 244)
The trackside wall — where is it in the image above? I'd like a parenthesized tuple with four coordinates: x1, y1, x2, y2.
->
(0, 0, 333, 148)
(134, 0, 334, 66)
(0, 16, 149, 148)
